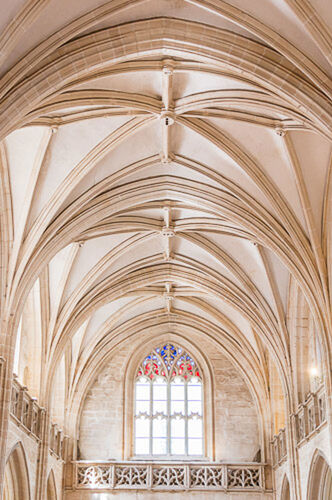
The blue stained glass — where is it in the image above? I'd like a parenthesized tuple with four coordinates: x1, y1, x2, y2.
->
(137, 343, 201, 381)
(160, 344, 178, 367)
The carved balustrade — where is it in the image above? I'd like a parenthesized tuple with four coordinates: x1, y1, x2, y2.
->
(10, 377, 66, 460)
(50, 423, 66, 460)
(294, 386, 327, 446)
(271, 428, 287, 467)
(10, 376, 43, 440)
(74, 462, 265, 491)
(271, 388, 327, 467)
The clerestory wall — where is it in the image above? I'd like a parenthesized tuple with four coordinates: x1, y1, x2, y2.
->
(78, 338, 260, 462)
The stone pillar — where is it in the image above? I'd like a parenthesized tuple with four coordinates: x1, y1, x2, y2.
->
(0, 323, 17, 498)
(35, 408, 50, 500)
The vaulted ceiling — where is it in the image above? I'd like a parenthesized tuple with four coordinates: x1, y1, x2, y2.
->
(0, 0, 331, 423)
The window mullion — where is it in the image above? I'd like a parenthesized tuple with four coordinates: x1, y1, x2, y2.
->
(167, 379, 171, 456)
(150, 379, 153, 456)
(185, 379, 188, 456)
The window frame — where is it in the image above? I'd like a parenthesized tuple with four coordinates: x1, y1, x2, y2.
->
(123, 335, 214, 462)
(133, 343, 204, 460)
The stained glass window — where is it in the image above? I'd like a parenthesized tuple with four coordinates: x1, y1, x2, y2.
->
(134, 343, 203, 457)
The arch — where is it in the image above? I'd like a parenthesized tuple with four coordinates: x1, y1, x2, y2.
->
(307, 450, 332, 500)
(1, 18, 331, 142)
(70, 311, 269, 463)
(289, 279, 325, 406)
(8, 146, 330, 414)
(2, 0, 329, 102)
(133, 341, 204, 457)
(13, 278, 42, 399)
(123, 333, 215, 460)
(3, 442, 31, 500)
(281, 474, 290, 500)
(46, 469, 57, 500)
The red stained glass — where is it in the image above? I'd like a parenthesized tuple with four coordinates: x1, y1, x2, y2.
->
(136, 344, 201, 381)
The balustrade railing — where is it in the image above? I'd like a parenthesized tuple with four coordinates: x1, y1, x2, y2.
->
(271, 428, 287, 467)
(49, 423, 66, 460)
(10, 377, 66, 460)
(271, 387, 327, 466)
(10, 376, 43, 440)
(294, 386, 327, 445)
(74, 462, 265, 491)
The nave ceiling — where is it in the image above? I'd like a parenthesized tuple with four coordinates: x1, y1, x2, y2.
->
(0, 0, 331, 449)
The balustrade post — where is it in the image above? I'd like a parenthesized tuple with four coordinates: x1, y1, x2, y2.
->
(50, 423, 56, 454)
(222, 465, 227, 489)
(110, 464, 115, 488)
(61, 435, 68, 461)
(57, 429, 63, 458)
(312, 393, 320, 429)
(73, 462, 77, 490)
(317, 388, 327, 425)
(10, 379, 19, 418)
(272, 436, 279, 465)
(27, 396, 36, 432)
(17, 385, 28, 423)
(147, 464, 152, 489)
(259, 465, 265, 490)
(184, 464, 190, 489)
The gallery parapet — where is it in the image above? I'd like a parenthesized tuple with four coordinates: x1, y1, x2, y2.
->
(10, 376, 44, 441)
(73, 461, 266, 491)
(293, 385, 326, 446)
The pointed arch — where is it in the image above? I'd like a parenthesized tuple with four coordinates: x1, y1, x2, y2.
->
(47, 469, 57, 500)
(307, 449, 332, 500)
(123, 333, 215, 460)
(3, 442, 31, 500)
(281, 474, 290, 500)
(1, 18, 331, 142)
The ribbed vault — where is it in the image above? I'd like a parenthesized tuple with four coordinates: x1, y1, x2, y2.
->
(0, 1, 331, 498)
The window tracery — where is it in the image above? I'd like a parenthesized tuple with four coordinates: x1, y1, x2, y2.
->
(134, 343, 203, 457)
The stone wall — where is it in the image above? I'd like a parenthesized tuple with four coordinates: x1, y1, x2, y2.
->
(6, 419, 40, 499)
(48, 452, 64, 500)
(272, 424, 331, 499)
(78, 341, 260, 462)
(297, 424, 331, 499)
(78, 346, 130, 460)
(213, 357, 259, 461)
(6, 416, 63, 499)
(274, 459, 290, 499)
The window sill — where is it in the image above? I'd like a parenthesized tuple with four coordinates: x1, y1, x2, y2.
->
(130, 455, 208, 462)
